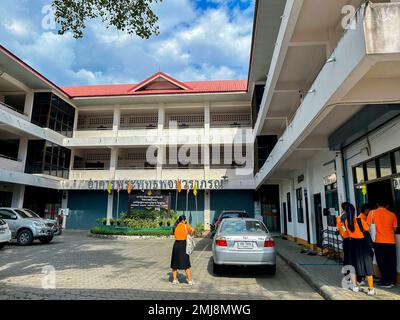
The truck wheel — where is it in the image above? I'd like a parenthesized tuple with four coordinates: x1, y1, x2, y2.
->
(17, 229, 34, 246)
(39, 236, 54, 244)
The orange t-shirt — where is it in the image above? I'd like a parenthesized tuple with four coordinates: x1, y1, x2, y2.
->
(336, 214, 349, 239)
(174, 222, 192, 241)
(367, 208, 398, 244)
(345, 217, 369, 239)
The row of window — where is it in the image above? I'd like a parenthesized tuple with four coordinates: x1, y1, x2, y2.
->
(25, 140, 71, 179)
(32, 93, 75, 138)
(353, 150, 400, 184)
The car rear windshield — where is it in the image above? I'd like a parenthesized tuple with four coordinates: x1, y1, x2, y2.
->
(220, 220, 267, 234)
(221, 212, 247, 219)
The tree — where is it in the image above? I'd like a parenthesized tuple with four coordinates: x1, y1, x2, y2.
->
(52, 0, 162, 39)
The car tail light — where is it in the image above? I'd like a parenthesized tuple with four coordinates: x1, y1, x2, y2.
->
(215, 237, 228, 247)
(264, 239, 275, 247)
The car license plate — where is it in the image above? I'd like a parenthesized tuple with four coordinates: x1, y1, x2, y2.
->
(237, 242, 254, 249)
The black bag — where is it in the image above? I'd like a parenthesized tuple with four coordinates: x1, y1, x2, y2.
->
(356, 218, 373, 249)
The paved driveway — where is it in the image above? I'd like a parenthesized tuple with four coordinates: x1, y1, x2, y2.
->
(0, 231, 322, 300)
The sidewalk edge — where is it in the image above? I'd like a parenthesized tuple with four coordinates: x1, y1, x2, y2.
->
(276, 249, 340, 300)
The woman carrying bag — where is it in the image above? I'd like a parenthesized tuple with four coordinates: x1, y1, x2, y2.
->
(170, 215, 195, 285)
(344, 204, 376, 296)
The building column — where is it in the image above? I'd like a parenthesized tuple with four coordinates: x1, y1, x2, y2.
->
(23, 91, 34, 121)
(11, 185, 25, 208)
(73, 108, 79, 137)
(17, 137, 28, 168)
(157, 146, 164, 180)
(158, 103, 165, 133)
(204, 189, 211, 231)
(106, 192, 114, 225)
(113, 104, 121, 133)
(110, 147, 118, 172)
(69, 149, 76, 171)
(61, 190, 68, 208)
(204, 102, 210, 179)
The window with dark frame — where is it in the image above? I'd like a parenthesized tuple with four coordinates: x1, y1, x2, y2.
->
(296, 188, 304, 223)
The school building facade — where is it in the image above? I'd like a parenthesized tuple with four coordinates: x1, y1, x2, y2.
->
(0, 0, 400, 276)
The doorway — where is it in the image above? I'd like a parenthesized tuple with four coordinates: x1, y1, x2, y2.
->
(313, 193, 323, 247)
(258, 185, 281, 232)
(366, 178, 395, 211)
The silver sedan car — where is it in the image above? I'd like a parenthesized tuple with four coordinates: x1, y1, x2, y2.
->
(212, 218, 276, 275)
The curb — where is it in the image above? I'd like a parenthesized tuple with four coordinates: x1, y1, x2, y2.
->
(276, 249, 342, 300)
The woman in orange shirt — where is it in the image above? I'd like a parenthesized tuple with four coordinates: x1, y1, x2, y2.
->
(170, 215, 194, 285)
(344, 203, 376, 296)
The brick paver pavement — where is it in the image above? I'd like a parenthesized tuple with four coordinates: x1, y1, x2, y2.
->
(0, 231, 322, 300)
(275, 237, 400, 300)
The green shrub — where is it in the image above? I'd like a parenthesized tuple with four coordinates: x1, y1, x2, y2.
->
(195, 223, 205, 233)
(125, 219, 159, 229)
(90, 226, 172, 237)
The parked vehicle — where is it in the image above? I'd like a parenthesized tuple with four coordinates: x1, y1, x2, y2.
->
(0, 208, 55, 246)
(212, 218, 276, 275)
(22, 208, 62, 236)
(0, 218, 12, 250)
(211, 210, 249, 235)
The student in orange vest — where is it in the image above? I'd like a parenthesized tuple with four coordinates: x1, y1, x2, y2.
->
(344, 203, 376, 296)
(367, 201, 398, 288)
(337, 202, 351, 267)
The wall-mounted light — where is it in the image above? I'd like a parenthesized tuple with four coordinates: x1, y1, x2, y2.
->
(326, 57, 336, 64)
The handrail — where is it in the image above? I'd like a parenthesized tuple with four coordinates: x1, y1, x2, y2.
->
(0, 154, 22, 162)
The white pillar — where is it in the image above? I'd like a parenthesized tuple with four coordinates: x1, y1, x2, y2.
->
(69, 149, 76, 171)
(204, 190, 211, 231)
(158, 103, 165, 133)
(113, 105, 121, 132)
(73, 107, 79, 136)
(110, 147, 118, 171)
(157, 146, 164, 179)
(106, 192, 114, 225)
(17, 137, 28, 167)
(204, 103, 210, 179)
(61, 190, 68, 208)
(11, 185, 25, 208)
(23, 91, 34, 120)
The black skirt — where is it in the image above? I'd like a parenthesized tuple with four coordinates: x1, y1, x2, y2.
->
(170, 240, 191, 270)
(342, 238, 351, 266)
(348, 238, 374, 277)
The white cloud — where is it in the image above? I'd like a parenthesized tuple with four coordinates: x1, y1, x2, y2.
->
(0, 0, 254, 85)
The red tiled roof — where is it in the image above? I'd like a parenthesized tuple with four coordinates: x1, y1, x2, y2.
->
(62, 72, 248, 98)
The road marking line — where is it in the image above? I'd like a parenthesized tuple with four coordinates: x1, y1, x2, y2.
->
(193, 241, 211, 265)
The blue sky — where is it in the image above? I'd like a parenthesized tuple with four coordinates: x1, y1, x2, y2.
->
(0, 0, 254, 86)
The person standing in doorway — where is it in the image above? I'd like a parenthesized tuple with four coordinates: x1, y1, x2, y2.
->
(359, 203, 372, 222)
(367, 201, 398, 288)
(170, 215, 194, 285)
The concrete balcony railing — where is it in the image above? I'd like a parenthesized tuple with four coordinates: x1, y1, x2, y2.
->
(0, 155, 24, 172)
(255, 2, 400, 188)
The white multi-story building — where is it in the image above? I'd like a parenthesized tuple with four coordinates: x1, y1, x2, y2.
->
(0, 0, 400, 279)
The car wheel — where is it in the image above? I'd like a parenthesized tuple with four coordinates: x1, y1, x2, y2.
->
(213, 261, 222, 275)
(17, 229, 34, 246)
(0, 243, 5, 250)
(265, 265, 276, 276)
(39, 236, 53, 244)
